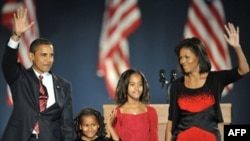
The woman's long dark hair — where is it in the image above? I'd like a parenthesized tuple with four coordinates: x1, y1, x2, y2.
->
(175, 37, 211, 75)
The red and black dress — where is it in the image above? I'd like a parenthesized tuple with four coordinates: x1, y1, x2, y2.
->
(168, 68, 243, 141)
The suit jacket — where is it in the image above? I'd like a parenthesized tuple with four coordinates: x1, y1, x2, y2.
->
(1, 43, 74, 141)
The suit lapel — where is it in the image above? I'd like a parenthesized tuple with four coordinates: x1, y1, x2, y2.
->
(51, 73, 63, 108)
(27, 68, 40, 103)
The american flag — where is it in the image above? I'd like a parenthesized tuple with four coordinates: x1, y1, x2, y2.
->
(1, 0, 39, 105)
(97, 0, 141, 99)
(184, 0, 232, 96)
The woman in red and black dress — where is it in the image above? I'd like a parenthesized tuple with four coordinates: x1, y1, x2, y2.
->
(165, 23, 249, 141)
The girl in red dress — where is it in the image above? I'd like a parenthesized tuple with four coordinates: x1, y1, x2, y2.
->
(106, 69, 159, 141)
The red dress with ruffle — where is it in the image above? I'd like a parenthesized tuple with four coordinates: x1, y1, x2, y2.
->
(113, 105, 158, 141)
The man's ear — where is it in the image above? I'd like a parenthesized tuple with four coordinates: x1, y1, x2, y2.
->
(29, 52, 34, 61)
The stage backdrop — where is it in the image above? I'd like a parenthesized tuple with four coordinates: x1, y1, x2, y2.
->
(0, 0, 249, 138)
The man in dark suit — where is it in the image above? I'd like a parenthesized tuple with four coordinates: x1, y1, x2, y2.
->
(1, 7, 74, 141)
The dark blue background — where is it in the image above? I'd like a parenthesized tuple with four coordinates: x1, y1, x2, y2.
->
(1, 0, 249, 137)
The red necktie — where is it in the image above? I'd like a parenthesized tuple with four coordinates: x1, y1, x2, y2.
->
(34, 75, 48, 133)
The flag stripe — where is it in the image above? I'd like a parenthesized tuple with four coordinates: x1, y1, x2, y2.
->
(184, 0, 232, 96)
(192, 1, 227, 65)
(98, 0, 141, 98)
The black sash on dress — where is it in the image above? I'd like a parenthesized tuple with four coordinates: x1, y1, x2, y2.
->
(172, 106, 221, 141)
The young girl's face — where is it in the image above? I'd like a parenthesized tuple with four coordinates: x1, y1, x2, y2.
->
(127, 73, 143, 100)
(79, 115, 100, 140)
